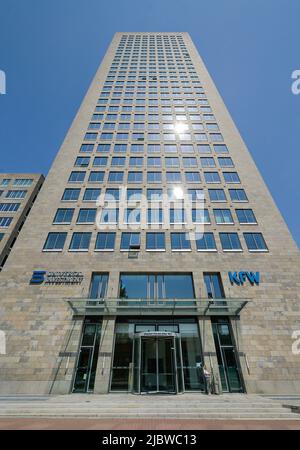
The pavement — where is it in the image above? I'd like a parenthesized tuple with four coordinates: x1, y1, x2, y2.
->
(1, 418, 300, 430)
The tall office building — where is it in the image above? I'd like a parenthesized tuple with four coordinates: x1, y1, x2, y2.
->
(0, 173, 44, 270)
(0, 33, 299, 396)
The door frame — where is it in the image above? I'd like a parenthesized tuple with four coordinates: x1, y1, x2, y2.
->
(132, 331, 184, 394)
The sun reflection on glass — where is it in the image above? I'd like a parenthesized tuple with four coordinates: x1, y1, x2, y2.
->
(174, 122, 188, 133)
(173, 186, 184, 199)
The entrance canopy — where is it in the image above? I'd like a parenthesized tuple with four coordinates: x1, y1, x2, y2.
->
(66, 298, 248, 317)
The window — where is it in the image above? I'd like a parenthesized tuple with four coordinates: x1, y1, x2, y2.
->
(196, 233, 217, 251)
(147, 208, 163, 224)
(127, 171, 143, 184)
(100, 133, 113, 140)
(53, 208, 74, 224)
(223, 172, 240, 183)
(131, 144, 144, 153)
(129, 157, 143, 167)
(119, 273, 194, 299)
(95, 233, 116, 251)
(208, 189, 226, 202)
(69, 232, 92, 251)
(166, 171, 181, 183)
(13, 179, 33, 186)
(75, 157, 90, 167)
(1, 179, 10, 186)
(0, 217, 12, 227)
(5, 190, 27, 199)
(89, 273, 109, 299)
(83, 188, 101, 202)
(88, 171, 105, 183)
(124, 208, 141, 224)
(204, 172, 220, 183)
(105, 188, 120, 201)
(148, 144, 161, 153)
(97, 144, 110, 153)
(147, 188, 163, 201)
(165, 157, 179, 168)
(185, 172, 201, 183)
(236, 209, 257, 224)
(43, 232, 67, 251)
(171, 232, 191, 250)
(108, 172, 124, 183)
(192, 209, 210, 223)
(77, 209, 97, 224)
(147, 157, 161, 168)
(188, 188, 203, 202)
(147, 172, 162, 183)
(0, 203, 20, 212)
(62, 188, 80, 201)
(219, 233, 242, 251)
(197, 144, 211, 154)
(69, 171, 85, 183)
(213, 209, 234, 224)
(201, 157, 215, 167)
(85, 133, 98, 141)
(229, 189, 248, 202)
(0, 233, 4, 241)
(214, 144, 228, 154)
(100, 208, 119, 224)
(218, 157, 234, 167)
(146, 232, 165, 250)
(183, 157, 197, 167)
(164, 145, 177, 153)
(210, 133, 223, 142)
(204, 273, 225, 298)
(112, 157, 126, 167)
(113, 144, 127, 154)
(244, 233, 268, 251)
(120, 232, 141, 250)
(93, 157, 108, 167)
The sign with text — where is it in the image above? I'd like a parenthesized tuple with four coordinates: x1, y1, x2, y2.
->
(30, 271, 84, 285)
(228, 271, 260, 286)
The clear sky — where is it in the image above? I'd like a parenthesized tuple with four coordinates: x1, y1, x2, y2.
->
(0, 0, 299, 247)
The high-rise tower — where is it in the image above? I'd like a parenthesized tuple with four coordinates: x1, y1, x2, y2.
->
(0, 33, 299, 396)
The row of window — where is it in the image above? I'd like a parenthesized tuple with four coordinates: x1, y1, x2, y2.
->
(43, 231, 268, 252)
(0, 179, 33, 187)
(74, 156, 234, 169)
(68, 170, 241, 184)
(0, 190, 27, 199)
(80, 143, 228, 154)
(87, 122, 218, 131)
(97, 99, 209, 108)
(94, 106, 212, 114)
(0, 203, 20, 212)
(84, 132, 222, 142)
(61, 187, 248, 202)
(52, 207, 257, 225)
(89, 114, 214, 122)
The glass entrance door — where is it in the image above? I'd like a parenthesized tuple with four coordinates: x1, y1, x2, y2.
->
(73, 320, 101, 393)
(133, 333, 181, 394)
(212, 321, 244, 393)
(140, 337, 176, 393)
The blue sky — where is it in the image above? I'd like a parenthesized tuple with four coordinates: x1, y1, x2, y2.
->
(0, 0, 299, 247)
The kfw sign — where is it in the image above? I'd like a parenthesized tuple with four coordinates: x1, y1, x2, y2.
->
(229, 271, 260, 286)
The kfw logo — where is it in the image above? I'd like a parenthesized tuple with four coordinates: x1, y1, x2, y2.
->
(30, 271, 47, 284)
(229, 271, 260, 286)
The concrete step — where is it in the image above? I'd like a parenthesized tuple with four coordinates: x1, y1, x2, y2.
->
(0, 394, 298, 419)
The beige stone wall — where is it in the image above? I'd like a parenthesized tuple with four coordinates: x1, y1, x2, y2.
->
(0, 33, 299, 395)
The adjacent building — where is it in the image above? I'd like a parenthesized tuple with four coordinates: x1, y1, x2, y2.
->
(0, 174, 44, 270)
(0, 33, 299, 396)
